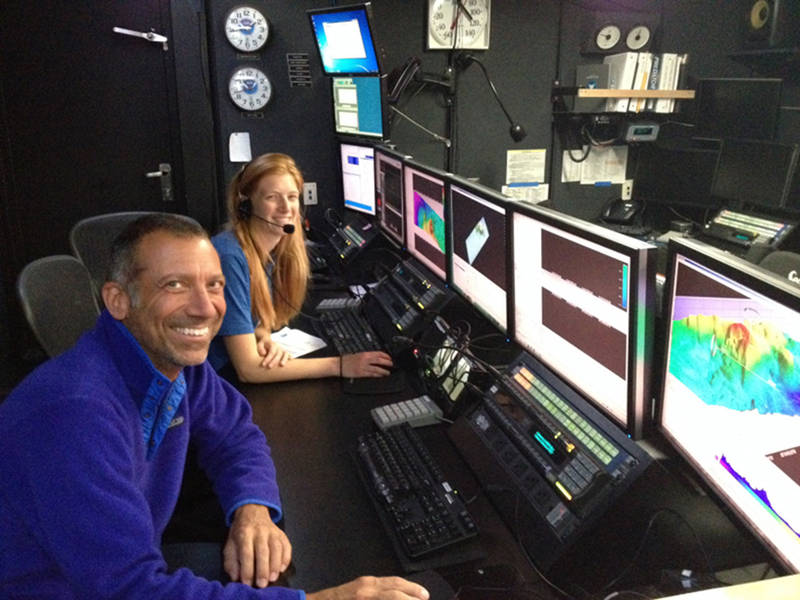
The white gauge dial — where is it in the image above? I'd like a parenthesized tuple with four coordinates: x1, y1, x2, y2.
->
(626, 25, 651, 50)
(225, 6, 269, 52)
(228, 67, 272, 111)
(428, 0, 491, 50)
(595, 24, 621, 51)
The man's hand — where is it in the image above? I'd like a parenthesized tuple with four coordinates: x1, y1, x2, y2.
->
(223, 504, 291, 588)
(307, 576, 429, 600)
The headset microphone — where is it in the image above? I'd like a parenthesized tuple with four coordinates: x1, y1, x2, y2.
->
(238, 199, 295, 233)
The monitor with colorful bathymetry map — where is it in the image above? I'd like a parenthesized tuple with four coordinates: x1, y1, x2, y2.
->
(659, 236, 800, 572)
(403, 159, 449, 282)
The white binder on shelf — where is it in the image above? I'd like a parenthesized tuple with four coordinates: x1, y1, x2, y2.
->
(631, 52, 653, 113)
(603, 52, 638, 113)
(654, 53, 678, 113)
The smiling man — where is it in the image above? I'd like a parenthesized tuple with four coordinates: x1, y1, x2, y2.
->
(0, 214, 429, 600)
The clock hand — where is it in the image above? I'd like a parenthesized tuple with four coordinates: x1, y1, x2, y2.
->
(456, 0, 474, 22)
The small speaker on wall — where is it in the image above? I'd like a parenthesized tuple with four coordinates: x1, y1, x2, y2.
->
(742, 0, 800, 49)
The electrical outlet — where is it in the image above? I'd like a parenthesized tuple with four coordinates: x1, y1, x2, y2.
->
(303, 182, 317, 205)
(621, 179, 633, 200)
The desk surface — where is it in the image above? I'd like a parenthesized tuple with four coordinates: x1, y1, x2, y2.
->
(241, 375, 559, 597)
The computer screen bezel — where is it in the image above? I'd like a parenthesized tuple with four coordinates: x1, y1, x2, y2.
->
(657, 236, 800, 573)
(632, 143, 723, 210)
(447, 176, 511, 334)
(338, 139, 377, 216)
(330, 75, 388, 140)
(402, 158, 451, 284)
(709, 138, 799, 213)
(374, 144, 410, 248)
(509, 202, 656, 439)
(690, 77, 783, 142)
(306, 3, 382, 77)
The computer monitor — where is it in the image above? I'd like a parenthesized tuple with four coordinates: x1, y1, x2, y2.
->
(403, 160, 448, 282)
(633, 144, 721, 209)
(331, 76, 385, 139)
(659, 236, 800, 572)
(692, 78, 782, 141)
(448, 178, 509, 332)
(374, 145, 407, 246)
(511, 204, 656, 439)
(307, 3, 381, 76)
(339, 141, 375, 216)
(710, 138, 799, 212)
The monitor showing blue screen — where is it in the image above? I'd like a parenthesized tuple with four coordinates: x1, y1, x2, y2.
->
(332, 77, 384, 139)
(659, 237, 800, 572)
(339, 141, 376, 215)
(307, 3, 381, 76)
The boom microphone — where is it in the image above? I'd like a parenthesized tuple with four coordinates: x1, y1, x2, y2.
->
(238, 199, 295, 233)
(251, 213, 295, 234)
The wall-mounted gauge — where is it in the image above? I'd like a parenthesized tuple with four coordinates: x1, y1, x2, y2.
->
(427, 0, 491, 50)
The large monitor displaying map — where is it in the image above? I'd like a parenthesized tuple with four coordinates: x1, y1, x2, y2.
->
(659, 237, 800, 572)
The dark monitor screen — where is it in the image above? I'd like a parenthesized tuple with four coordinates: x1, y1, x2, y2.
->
(511, 204, 656, 439)
(659, 237, 800, 572)
(449, 179, 509, 332)
(692, 78, 782, 141)
(711, 138, 799, 211)
(403, 160, 448, 282)
(307, 3, 381, 76)
(633, 144, 721, 209)
(331, 77, 385, 139)
(339, 141, 375, 215)
(375, 146, 406, 246)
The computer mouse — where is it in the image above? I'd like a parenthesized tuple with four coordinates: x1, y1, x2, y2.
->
(405, 569, 456, 600)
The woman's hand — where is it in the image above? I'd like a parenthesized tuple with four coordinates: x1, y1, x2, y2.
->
(341, 351, 393, 378)
(255, 328, 292, 369)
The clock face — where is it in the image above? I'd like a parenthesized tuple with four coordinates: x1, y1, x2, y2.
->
(225, 6, 269, 52)
(428, 0, 491, 50)
(595, 24, 621, 51)
(228, 67, 272, 111)
(626, 25, 651, 50)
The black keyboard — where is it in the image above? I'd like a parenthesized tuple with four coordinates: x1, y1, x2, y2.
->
(318, 309, 382, 354)
(355, 423, 478, 560)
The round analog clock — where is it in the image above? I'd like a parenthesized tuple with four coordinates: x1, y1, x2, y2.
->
(595, 24, 621, 52)
(428, 0, 491, 50)
(224, 5, 269, 52)
(625, 25, 651, 50)
(228, 66, 272, 111)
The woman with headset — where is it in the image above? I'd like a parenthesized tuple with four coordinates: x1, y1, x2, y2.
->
(208, 153, 393, 382)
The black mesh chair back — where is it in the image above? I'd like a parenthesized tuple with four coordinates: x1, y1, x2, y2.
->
(759, 250, 800, 288)
(16, 255, 101, 357)
(69, 211, 157, 298)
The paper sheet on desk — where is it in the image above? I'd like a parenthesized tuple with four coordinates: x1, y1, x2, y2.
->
(271, 327, 327, 358)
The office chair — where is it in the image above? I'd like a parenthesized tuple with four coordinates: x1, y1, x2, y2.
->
(69, 211, 158, 298)
(16, 255, 101, 357)
(758, 250, 800, 287)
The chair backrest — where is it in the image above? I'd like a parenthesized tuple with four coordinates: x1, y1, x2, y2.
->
(759, 250, 800, 287)
(69, 211, 158, 298)
(16, 255, 101, 357)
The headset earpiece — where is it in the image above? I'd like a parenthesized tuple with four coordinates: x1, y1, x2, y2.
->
(237, 197, 252, 220)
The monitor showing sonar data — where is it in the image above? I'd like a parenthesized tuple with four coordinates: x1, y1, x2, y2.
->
(403, 160, 448, 282)
(659, 237, 800, 572)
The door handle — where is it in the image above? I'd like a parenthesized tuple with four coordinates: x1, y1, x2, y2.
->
(145, 163, 173, 203)
(113, 26, 169, 51)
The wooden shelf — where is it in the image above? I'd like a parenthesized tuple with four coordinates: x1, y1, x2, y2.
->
(575, 88, 695, 99)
